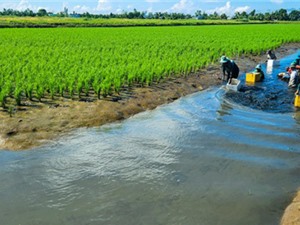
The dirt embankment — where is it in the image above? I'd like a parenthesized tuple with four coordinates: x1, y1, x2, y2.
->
(0, 70, 220, 150)
(281, 190, 300, 225)
(0, 42, 300, 224)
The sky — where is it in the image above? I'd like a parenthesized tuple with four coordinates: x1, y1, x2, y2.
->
(0, 0, 299, 16)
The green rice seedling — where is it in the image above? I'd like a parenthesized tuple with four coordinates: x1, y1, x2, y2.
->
(48, 78, 58, 100)
(92, 76, 102, 99)
(113, 76, 121, 94)
(25, 83, 34, 100)
(1, 24, 300, 108)
(76, 79, 84, 98)
(101, 78, 112, 98)
(35, 84, 45, 102)
(84, 80, 90, 97)
(0, 90, 6, 108)
(58, 83, 66, 97)
(14, 86, 23, 106)
(96, 84, 102, 99)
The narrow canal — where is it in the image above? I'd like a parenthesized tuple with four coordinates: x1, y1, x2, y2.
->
(0, 52, 300, 225)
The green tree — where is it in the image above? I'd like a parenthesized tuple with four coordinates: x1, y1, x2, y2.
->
(277, 8, 288, 20)
(249, 9, 256, 17)
(220, 13, 228, 20)
(37, 8, 47, 16)
(289, 10, 300, 21)
(255, 13, 265, 21)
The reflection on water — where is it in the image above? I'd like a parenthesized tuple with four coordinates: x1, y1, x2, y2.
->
(294, 111, 300, 124)
(0, 53, 300, 225)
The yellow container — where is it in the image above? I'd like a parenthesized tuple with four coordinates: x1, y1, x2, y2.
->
(294, 95, 300, 107)
(246, 72, 261, 83)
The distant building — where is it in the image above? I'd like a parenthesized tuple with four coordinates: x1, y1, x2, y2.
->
(69, 11, 81, 18)
(48, 12, 57, 17)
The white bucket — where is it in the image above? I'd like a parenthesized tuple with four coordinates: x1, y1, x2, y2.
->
(226, 78, 241, 91)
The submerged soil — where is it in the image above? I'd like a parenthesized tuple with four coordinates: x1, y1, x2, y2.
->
(1, 42, 300, 224)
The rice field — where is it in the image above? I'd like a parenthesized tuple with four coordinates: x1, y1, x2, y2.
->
(1, 24, 300, 107)
(0, 16, 271, 28)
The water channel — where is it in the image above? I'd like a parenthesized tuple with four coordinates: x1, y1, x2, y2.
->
(1, 52, 300, 225)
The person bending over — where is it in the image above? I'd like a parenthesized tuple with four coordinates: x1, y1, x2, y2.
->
(288, 63, 299, 88)
(253, 64, 265, 81)
(267, 50, 277, 60)
(220, 56, 239, 84)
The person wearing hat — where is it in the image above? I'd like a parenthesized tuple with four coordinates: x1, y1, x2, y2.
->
(253, 64, 265, 81)
(293, 55, 300, 66)
(284, 57, 300, 75)
(288, 62, 299, 88)
(267, 50, 277, 60)
(277, 67, 291, 82)
(220, 56, 239, 84)
(285, 55, 300, 74)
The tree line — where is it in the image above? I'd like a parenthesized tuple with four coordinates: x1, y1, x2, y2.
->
(0, 7, 300, 21)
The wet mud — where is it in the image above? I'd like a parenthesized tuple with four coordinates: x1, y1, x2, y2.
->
(225, 84, 296, 113)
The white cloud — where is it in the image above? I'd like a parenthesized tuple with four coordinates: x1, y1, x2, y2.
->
(0, 0, 45, 11)
(170, 0, 194, 13)
(4, 0, 35, 11)
(73, 5, 90, 13)
(116, 8, 123, 13)
(17, 0, 31, 10)
(270, 0, 283, 3)
(207, 1, 250, 15)
(235, 5, 250, 13)
(96, 0, 112, 12)
(207, 1, 231, 14)
(127, 4, 133, 9)
(147, 7, 153, 12)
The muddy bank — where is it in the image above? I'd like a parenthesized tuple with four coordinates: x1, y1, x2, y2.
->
(281, 190, 300, 225)
(0, 72, 218, 150)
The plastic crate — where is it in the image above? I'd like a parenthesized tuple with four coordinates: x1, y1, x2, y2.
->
(294, 95, 300, 107)
(246, 73, 261, 83)
(226, 78, 241, 91)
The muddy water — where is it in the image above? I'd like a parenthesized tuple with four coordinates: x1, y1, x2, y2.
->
(225, 52, 299, 113)
(1, 53, 300, 225)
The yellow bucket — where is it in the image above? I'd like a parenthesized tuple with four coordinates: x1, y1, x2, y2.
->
(246, 73, 261, 83)
(294, 95, 300, 107)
